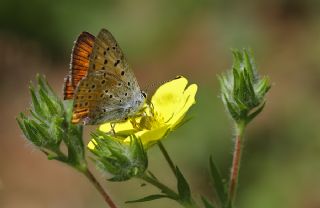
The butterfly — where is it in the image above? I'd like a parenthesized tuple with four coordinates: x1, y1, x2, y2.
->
(63, 28, 146, 125)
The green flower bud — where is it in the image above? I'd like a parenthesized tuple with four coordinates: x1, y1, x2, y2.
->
(89, 132, 148, 181)
(17, 74, 86, 171)
(17, 75, 65, 151)
(219, 49, 271, 124)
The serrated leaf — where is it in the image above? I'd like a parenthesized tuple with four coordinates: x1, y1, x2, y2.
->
(201, 196, 216, 208)
(126, 194, 170, 203)
(209, 156, 227, 206)
(176, 166, 191, 203)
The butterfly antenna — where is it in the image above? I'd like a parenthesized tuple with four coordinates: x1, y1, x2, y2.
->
(144, 76, 182, 95)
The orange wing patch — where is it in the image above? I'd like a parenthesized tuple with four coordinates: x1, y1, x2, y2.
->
(71, 108, 89, 124)
(63, 32, 95, 100)
(63, 75, 75, 100)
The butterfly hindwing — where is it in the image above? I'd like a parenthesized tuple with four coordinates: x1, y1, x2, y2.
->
(72, 71, 133, 124)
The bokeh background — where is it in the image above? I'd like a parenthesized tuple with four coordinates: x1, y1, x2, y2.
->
(1, 0, 320, 207)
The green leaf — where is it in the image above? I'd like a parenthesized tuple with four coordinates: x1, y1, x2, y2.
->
(232, 67, 240, 97)
(176, 166, 191, 203)
(201, 196, 216, 208)
(39, 88, 58, 116)
(126, 194, 170, 203)
(37, 74, 56, 95)
(247, 102, 266, 123)
(23, 120, 43, 146)
(16, 116, 28, 137)
(232, 50, 241, 70)
(29, 120, 51, 144)
(209, 156, 227, 206)
(256, 77, 271, 98)
(243, 68, 256, 103)
(29, 85, 44, 117)
(223, 94, 239, 120)
(243, 49, 255, 80)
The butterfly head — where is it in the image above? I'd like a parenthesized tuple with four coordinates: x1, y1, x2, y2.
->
(141, 91, 147, 99)
(135, 90, 147, 107)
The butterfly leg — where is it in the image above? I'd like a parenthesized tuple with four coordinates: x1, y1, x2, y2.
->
(130, 118, 139, 129)
(110, 123, 116, 135)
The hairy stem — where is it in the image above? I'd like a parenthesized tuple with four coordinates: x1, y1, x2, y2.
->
(228, 122, 246, 206)
(84, 169, 118, 208)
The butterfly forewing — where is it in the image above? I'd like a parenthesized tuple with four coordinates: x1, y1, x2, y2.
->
(63, 32, 95, 100)
(88, 29, 139, 89)
(70, 29, 144, 125)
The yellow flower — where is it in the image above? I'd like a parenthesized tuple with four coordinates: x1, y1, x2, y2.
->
(88, 76, 198, 149)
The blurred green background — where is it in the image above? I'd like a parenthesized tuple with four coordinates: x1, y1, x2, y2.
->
(1, 0, 320, 207)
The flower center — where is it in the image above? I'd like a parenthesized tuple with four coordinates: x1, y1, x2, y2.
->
(132, 104, 167, 131)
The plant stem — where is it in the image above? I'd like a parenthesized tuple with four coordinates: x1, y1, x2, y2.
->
(141, 174, 198, 208)
(154, 142, 199, 208)
(84, 169, 118, 208)
(157, 141, 176, 176)
(141, 174, 179, 200)
(228, 122, 246, 206)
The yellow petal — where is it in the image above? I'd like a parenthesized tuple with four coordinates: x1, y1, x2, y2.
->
(124, 125, 170, 147)
(99, 120, 135, 133)
(151, 77, 188, 122)
(167, 83, 198, 127)
(87, 139, 97, 150)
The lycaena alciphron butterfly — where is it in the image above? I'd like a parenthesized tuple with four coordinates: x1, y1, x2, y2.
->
(63, 28, 146, 125)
